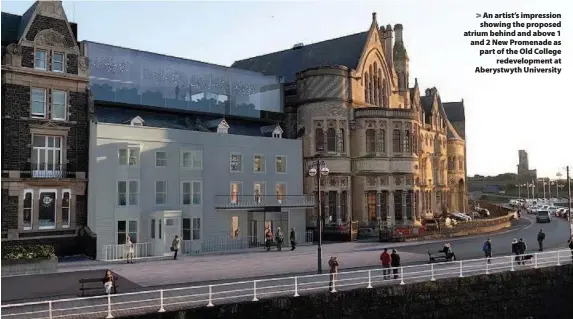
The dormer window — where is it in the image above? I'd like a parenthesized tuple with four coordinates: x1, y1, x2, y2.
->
(129, 116, 145, 126)
(217, 120, 230, 133)
(272, 126, 283, 139)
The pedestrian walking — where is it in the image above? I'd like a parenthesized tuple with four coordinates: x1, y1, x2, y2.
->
(125, 236, 134, 264)
(171, 235, 181, 260)
(483, 238, 492, 264)
(380, 248, 392, 279)
(289, 227, 297, 251)
(537, 229, 546, 251)
(511, 238, 520, 264)
(275, 227, 284, 251)
(390, 249, 400, 279)
(265, 228, 273, 251)
(328, 256, 339, 292)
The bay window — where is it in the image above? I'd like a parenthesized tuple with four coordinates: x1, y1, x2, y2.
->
(32, 135, 63, 177)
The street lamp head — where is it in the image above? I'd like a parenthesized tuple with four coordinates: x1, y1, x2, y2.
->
(309, 168, 318, 177)
(320, 167, 330, 176)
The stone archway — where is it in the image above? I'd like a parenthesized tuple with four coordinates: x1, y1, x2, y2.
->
(457, 179, 465, 213)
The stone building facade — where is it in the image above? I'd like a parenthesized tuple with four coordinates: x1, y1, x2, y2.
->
(233, 13, 468, 228)
(1, 1, 91, 251)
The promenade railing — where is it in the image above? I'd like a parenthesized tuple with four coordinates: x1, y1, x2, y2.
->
(101, 242, 154, 261)
(2, 249, 572, 319)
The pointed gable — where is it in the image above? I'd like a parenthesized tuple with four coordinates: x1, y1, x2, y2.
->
(18, 1, 78, 50)
(205, 118, 230, 133)
(123, 116, 144, 126)
(260, 124, 283, 138)
(232, 32, 368, 82)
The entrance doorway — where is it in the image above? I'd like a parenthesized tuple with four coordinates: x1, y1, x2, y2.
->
(150, 210, 182, 256)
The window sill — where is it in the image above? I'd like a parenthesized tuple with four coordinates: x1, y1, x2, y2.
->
(276, 171, 287, 174)
(62, 225, 70, 229)
(253, 171, 266, 174)
(23, 227, 32, 231)
(38, 226, 56, 230)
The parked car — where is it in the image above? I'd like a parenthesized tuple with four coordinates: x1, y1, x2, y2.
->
(555, 207, 566, 217)
(536, 210, 551, 223)
(548, 206, 559, 215)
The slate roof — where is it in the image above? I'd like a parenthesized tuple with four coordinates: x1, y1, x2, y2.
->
(17, 1, 37, 40)
(231, 31, 369, 82)
(442, 102, 465, 122)
(94, 106, 276, 138)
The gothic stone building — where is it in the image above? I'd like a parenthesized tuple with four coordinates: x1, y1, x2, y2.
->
(233, 13, 467, 227)
(1, 1, 90, 252)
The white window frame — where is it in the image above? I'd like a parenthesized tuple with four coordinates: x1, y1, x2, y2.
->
(61, 189, 71, 228)
(155, 180, 168, 205)
(253, 154, 266, 173)
(272, 126, 283, 139)
(117, 220, 138, 245)
(276, 183, 287, 204)
(52, 52, 65, 73)
(34, 49, 47, 70)
(38, 188, 57, 230)
(180, 181, 201, 206)
(155, 151, 167, 167)
(191, 181, 202, 206)
(32, 135, 63, 177)
(31, 88, 47, 118)
(23, 189, 33, 230)
(117, 180, 139, 206)
(230, 181, 242, 204)
(51, 90, 67, 121)
(118, 146, 140, 166)
(230, 152, 243, 173)
(192, 217, 201, 240)
(275, 155, 287, 174)
(181, 150, 202, 170)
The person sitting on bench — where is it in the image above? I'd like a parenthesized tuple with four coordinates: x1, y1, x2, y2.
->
(103, 269, 114, 294)
(440, 243, 456, 261)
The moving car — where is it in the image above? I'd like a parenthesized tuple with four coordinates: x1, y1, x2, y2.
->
(536, 210, 551, 223)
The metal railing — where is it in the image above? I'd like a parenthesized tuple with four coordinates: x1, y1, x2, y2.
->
(20, 163, 76, 179)
(2, 249, 572, 319)
(181, 231, 314, 254)
(101, 242, 153, 261)
(214, 195, 315, 209)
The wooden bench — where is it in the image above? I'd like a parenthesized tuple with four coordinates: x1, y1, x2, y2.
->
(427, 250, 455, 264)
(78, 276, 119, 297)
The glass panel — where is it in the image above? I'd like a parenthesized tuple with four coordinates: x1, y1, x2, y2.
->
(119, 149, 127, 164)
(33, 135, 45, 147)
(47, 150, 54, 170)
(156, 181, 165, 192)
(128, 221, 137, 232)
(38, 192, 56, 228)
(183, 218, 191, 229)
(118, 181, 127, 193)
(117, 233, 126, 245)
(192, 181, 201, 205)
(151, 219, 156, 239)
(85, 41, 283, 119)
(117, 220, 126, 232)
(182, 152, 191, 167)
(182, 182, 191, 193)
(39, 151, 45, 170)
(129, 181, 138, 193)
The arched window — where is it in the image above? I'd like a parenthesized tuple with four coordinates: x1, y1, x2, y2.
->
(376, 129, 385, 152)
(369, 65, 374, 104)
(315, 128, 324, 152)
(364, 72, 369, 103)
(326, 128, 336, 152)
(392, 129, 401, 153)
(373, 63, 378, 105)
(339, 128, 345, 153)
(403, 130, 411, 153)
(365, 129, 376, 154)
(378, 69, 383, 106)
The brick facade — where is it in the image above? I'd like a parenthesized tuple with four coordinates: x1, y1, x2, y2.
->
(1, 1, 92, 253)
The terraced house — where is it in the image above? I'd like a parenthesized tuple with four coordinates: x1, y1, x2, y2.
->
(233, 13, 468, 231)
(1, 1, 91, 254)
(84, 41, 309, 260)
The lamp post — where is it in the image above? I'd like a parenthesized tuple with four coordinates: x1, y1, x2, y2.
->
(308, 157, 329, 274)
(516, 183, 526, 199)
(557, 184, 564, 198)
(556, 172, 563, 198)
(542, 181, 547, 199)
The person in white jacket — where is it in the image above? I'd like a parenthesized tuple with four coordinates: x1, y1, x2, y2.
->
(125, 236, 134, 264)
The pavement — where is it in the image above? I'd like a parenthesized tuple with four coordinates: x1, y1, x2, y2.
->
(2, 213, 572, 305)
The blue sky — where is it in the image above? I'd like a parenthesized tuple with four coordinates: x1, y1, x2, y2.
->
(2, 0, 572, 178)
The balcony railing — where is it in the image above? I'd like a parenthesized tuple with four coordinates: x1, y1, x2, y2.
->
(20, 163, 76, 179)
(214, 195, 315, 209)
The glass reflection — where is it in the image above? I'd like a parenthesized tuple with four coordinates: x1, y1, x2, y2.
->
(85, 42, 282, 118)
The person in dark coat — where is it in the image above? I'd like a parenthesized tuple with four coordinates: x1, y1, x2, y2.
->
(511, 238, 520, 263)
(517, 238, 527, 264)
(483, 238, 492, 264)
(390, 249, 401, 279)
(537, 229, 546, 251)
(289, 227, 297, 251)
(569, 238, 573, 261)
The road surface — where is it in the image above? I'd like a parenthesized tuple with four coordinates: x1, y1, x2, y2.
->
(2, 213, 571, 305)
